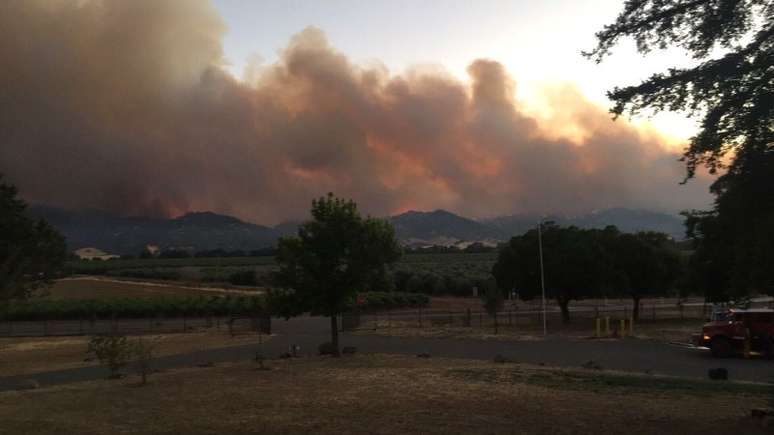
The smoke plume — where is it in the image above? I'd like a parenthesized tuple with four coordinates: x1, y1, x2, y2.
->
(0, 0, 711, 224)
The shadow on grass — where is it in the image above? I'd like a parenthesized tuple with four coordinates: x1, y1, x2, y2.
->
(445, 367, 774, 396)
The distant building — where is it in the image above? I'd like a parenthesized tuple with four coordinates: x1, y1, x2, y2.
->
(74, 247, 119, 261)
(145, 244, 160, 257)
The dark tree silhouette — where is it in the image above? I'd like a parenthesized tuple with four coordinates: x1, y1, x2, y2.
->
(0, 175, 67, 301)
(492, 224, 610, 323)
(587, 1, 773, 298)
(600, 228, 683, 320)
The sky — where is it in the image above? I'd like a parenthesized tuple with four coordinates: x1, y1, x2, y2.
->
(213, 0, 700, 143)
(0, 0, 715, 225)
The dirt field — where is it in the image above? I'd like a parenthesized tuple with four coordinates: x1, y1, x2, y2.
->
(0, 331, 270, 377)
(36, 277, 256, 300)
(0, 354, 769, 434)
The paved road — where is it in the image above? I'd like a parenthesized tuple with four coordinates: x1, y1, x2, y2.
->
(2, 316, 773, 391)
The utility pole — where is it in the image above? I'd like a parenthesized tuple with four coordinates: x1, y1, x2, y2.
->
(538, 220, 547, 336)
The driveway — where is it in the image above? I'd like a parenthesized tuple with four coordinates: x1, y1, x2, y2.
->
(1, 316, 773, 391)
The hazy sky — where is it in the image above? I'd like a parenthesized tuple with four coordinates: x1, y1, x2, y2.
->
(213, 0, 700, 142)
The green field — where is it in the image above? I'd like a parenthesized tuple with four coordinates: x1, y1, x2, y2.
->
(65, 256, 275, 274)
(65, 253, 499, 297)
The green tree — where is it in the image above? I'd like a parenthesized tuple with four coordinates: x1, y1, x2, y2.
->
(0, 175, 67, 301)
(274, 194, 402, 356)
(601, 229, 683, 320)
(481, 278, 504, 334)
(587, 1, 773, 299)
(492, 224, 609, 323)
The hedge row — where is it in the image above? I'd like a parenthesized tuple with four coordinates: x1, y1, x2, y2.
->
(355, 292, 429, 310)
(0, 292, 428, 321)
(0, 296, 267, 321)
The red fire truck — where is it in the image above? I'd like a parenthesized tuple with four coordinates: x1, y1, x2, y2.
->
(693, 308, 774, 358)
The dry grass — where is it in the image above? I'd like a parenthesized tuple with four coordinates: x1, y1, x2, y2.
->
(0, 354, 768, 434)
(0, 330, 270, 377)
(425, 296, 704, 311)
(353, 318, 702, 344)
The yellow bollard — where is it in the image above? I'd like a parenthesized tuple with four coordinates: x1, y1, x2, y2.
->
(604, 317, 610, 336)
(744, 338, 751, 359)
(620, 319, 626, 337)
(595, 318, 601, 338)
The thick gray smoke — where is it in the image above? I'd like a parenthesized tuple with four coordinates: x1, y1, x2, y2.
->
(0, 0, 712, 224)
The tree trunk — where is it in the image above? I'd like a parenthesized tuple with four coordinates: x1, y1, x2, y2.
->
(330, 314, 340, 357)
(632, 297, 640, 322)
(558, 300, 570, 324)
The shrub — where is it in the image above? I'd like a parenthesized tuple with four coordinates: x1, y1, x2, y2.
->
(87, 335, 134, 378)
(228, 270, 258, 286)
(133, 337, 158, 385)
(318, 342, 336, 355)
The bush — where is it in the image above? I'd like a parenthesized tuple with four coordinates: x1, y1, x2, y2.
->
(228, 270, 257, 286)
(0, 295, 268, 321)
(318, 342, 336, 355)
(351, 291, 429, 311)
(87, 335, 134, 378)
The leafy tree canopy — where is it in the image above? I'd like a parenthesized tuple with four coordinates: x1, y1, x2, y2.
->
(274, 193, 402, 354)
(0, 175, 67, 301)
(493, 224, 682, 322)
(492, 224, 612, 323)
(586, 0, 773, 179)
(588, 1, 773, 299)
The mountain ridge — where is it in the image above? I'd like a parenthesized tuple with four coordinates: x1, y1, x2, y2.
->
(28, 205, 686, 255)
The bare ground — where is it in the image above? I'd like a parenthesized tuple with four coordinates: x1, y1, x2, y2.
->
(0, 354, 769, 434)
(36, 277, 260, 300)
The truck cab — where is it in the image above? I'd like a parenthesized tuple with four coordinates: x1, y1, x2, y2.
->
(693, 308, 774, 357)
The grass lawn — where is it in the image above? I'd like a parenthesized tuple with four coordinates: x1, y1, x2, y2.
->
(0, 354, 769, 434)
(353, 318, 703, 344)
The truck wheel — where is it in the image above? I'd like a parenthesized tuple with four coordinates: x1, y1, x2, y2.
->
(762, 336, 774, 360)
(710, 337, 733, 358)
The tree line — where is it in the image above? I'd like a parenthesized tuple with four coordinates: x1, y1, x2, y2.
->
(492, 224, 684, 322)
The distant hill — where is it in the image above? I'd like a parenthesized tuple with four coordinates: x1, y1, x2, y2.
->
(28, 206, 279, 255)
(29, 205, 687, 255)
(389, 210, 503, 246)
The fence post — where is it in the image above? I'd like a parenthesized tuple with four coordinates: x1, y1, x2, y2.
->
(465, 308, 471, 327)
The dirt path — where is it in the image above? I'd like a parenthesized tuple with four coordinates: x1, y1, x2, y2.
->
(56, 276, 261, 296)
